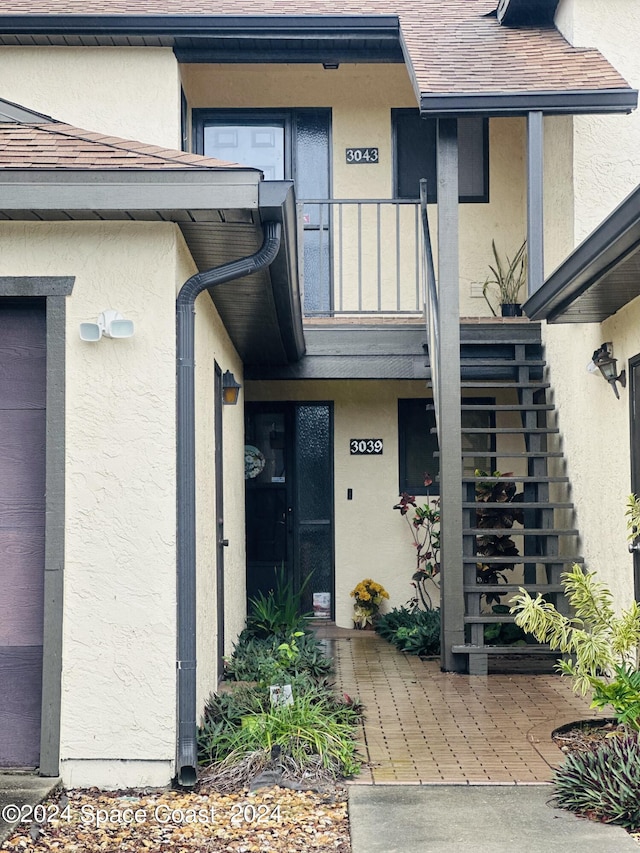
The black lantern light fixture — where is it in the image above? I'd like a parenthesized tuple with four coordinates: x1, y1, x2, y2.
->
(221, 370, 241, 405)
(591, 342, 626, 399)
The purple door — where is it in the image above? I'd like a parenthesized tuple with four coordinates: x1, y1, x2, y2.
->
(0, 301, 46, 767)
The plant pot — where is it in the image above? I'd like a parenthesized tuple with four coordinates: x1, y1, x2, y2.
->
(500, 303, 523, 317)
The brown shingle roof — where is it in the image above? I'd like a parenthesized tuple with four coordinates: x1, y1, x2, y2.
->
(0, 0, 632, 98)
(0, 121, 250, 169)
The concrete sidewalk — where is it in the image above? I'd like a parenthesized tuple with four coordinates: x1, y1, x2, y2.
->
(349, 786, 639, 853)
(0, 773, 60, 845)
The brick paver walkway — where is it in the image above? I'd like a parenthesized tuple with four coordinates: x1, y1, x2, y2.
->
(314, 627, 608, 785)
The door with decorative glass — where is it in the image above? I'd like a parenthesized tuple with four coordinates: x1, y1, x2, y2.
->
(244, 402, 334, 618)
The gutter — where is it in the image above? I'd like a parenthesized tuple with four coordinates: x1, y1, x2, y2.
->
(0, 14, 400, 38)
(175, 220, 281, 787)
(420, 88, 638, 116)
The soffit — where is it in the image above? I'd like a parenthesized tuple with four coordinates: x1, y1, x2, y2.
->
(523, 184, 640, 323)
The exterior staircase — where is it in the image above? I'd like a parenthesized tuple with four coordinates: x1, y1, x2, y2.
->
(428, 322, 582, 675)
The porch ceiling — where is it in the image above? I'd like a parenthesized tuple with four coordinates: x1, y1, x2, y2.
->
(523, 184, 640, 324)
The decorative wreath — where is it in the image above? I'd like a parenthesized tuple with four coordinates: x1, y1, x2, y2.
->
(244, 445, 266, 479)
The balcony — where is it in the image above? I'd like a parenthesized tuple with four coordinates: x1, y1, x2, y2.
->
(298, 198, 426, 318)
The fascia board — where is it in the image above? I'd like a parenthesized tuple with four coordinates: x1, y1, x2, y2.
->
(0, 14, 400, 38)
(524, 184, 640, 321)
(0, 170, 260, 211)
(420, 88, 638, 116)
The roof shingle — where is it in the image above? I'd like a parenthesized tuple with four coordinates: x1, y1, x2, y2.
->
(0, 121, 251, 170)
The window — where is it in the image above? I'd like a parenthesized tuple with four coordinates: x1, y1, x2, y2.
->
(398, 399, 439, 495)
(398, 398, 495, 495)
(393, 110, 488, 203)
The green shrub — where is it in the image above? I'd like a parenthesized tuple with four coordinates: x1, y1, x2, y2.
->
(511, 564, 640, 729)
(483, 604, 535, 646)
(198, 688, 362, 776)
(553, 735, 640, 830)
(376, 607, 440, 656)
(246, 565, 312, 639)
(224, 629, 333, 685)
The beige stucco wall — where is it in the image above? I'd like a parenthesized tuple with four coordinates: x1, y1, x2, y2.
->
(0, 220, 246, 787)
(556, 0, 640, 242)
(0, 221, 179, 787)
(0, 47, 181, 148)
(182, 64, 529, 316)
(536, 0, 640, 609)
(179, 237, 247, 716)
(541, 313, 636, 607)
(543, 115, 575, 275)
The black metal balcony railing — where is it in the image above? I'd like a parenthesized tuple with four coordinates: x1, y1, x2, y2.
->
(297, 198, 425, 317)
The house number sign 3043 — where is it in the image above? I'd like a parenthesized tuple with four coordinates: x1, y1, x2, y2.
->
(345, 147, 379, 164)
(350, 438, 383, 455)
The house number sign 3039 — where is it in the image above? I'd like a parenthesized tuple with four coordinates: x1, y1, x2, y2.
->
(350, 438, 383, 455)
(345, 147, 379, 164)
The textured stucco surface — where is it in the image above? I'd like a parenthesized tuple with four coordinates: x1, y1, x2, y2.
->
(537, 0, 640, 610)
(541, 316, 636, 608)
(183, 64, 528, 316)
(0, 220, 248, 786)
(0, 47, 181, 148)
(543, 115, 574, 276)
(0, 222, 183, 786)
(179, 234, 247, 715)
(556, 0, 640, 242)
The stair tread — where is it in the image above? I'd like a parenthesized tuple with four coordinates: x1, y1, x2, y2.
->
(462, 475, 569, 483)
(464, 555, 583, 564)
(436, 451, 564, 457)
(464, 615, 529, 623)
(463, 501, 573, 508)
(459, 404, 554, 411)
(458, 382, 551, 389)
(459, 359, 546, 367)
(455, 452, 564, 457)
(463, 583, 564, 592)
(463, 528, 579, 535)
(458, 427, 559, 433)
(452, 644, 556, 655)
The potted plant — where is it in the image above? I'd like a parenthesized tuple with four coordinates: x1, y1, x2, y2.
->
(350, 578, 389, 629)
(482, 238, 527, 317)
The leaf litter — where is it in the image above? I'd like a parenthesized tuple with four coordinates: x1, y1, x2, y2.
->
(0, 782, 351, 853)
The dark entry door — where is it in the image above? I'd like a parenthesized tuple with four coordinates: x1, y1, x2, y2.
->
(245, 402, 334, 616)
(0, 300, 46, 767)
(630, 355, 640, 599)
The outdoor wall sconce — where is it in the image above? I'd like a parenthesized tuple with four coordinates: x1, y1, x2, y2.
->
(590, 342, 626, 399)
(79, 309, 134, 342)
(222, 370, 241, 405)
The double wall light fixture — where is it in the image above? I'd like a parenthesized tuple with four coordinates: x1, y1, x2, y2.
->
(589, 342, 626, 399)
(79, 309, 134, 342)
(222, 370, 241, 405)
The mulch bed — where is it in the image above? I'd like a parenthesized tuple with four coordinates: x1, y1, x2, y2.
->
(551, 717, 623, 755)
(0, 784, 351, 852)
